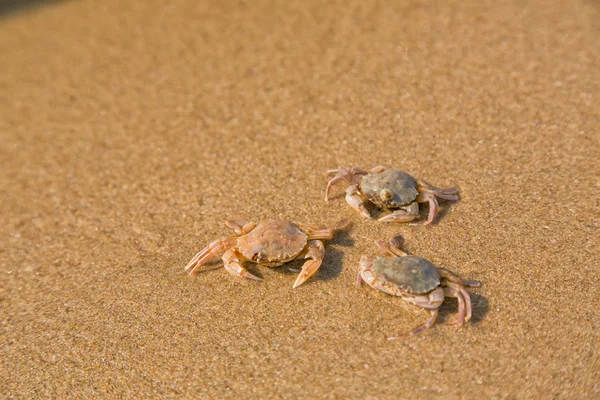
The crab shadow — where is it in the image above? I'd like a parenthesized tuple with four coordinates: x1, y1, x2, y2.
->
(0, 0, 62, 18)
(436, 292, 489, 325)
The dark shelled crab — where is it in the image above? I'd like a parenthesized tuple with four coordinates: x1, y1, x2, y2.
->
(185, 219, 349, 288)
(358, 236, 481, 339)
(325, 166, 459, 224)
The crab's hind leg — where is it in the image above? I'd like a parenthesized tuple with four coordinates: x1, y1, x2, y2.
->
(459, 287, 474, 322)
(357, 269, 364, 285)
(185, 237, 236, 274)
(443, 280, 475, 323)
(438, 268, 481, 288)
(416, 192, 439, 225)
(442, 283, 467, 327)
(388, 310, 439, 340)
(300, 219, 350, 241)
(292, 240, 325, 288)
(417, 180, 459, 201)
(388, 288, 445, 339)
(327, 167, 368, 177)
(415, 180, 459, 224)
(222, 249, 262, 282)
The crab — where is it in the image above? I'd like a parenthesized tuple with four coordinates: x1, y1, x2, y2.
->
(185, 219, 349, 288)
(325, 166, 459, 224)
(357, 236, 481, 339)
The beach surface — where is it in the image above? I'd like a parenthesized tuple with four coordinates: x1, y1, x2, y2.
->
(1, 0, 599, 398)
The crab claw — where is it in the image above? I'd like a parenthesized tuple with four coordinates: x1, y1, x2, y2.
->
(240, 270, 263, 281)
(292, 240, 324, 288)
(292, 259, 322, 288)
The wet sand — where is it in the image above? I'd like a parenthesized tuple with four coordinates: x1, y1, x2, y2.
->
(1, 0, 599, 398)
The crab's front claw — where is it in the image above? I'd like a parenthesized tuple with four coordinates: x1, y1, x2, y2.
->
(292, 259, 322, 288)
(345, 186, 370, 218)
(292, 240, 324, 288)
(222, 249, 263, 282)
(292, 269, 316, 288)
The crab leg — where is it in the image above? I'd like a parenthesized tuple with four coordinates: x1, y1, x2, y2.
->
(413, 181, 459, 224)
(301, 219, 350, 241)
(292, 240, 324, 288)
(327, 167, 368, 177)
(462, 279, 482, 288)
(459, 287, 473, 322)
(346, 185, 370, 218)
(357, 269, 364, 285)
(325, 167, 367, 201)
(306, 229, 335, 240)
(224, 220, 256, 235)
(416, 192, 439, 225)
(369, 165, 386, 174)
(358, 269, 399, 296)
(376, 240, 407, 257)
(388, 287, 445, 339)
(222, 249, 262, 281)
(388, 310, 439, 340)
(440, 270, 478, 322)
(438, 268, 481, 288)
(185, 237, 236, 274)
(325, 167, 352, 201)
(443, 283, 466, 328)
(378, 209, 419, 223)
(325, 173, 348, 202)
(421, 188, 459, 201)
(417, 181, 459, 201)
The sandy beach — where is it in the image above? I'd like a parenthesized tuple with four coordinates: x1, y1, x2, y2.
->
(1, 0, 599, 398)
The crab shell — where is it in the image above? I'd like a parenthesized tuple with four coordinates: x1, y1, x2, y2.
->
(236, 220, 308, 266)
(359, 169, 419, 209)
(372, 255, 441, 295)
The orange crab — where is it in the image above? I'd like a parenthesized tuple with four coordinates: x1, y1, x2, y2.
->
(185, 219, 349, 288)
